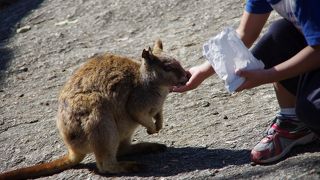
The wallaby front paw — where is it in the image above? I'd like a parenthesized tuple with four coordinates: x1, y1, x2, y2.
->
(146, 127, 158, 134)
(146, 122, 160, 134)
(155, 122, 162, 132)
(147, 129, 158, 135)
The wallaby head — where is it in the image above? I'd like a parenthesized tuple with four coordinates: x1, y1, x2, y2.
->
(141, 40, 189, 87)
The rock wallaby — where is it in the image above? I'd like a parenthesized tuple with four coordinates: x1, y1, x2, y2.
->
(0, 40, 189, 179)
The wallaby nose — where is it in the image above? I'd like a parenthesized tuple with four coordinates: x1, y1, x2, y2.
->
(180, 77, 189, 85)
(178, 73, 190, 85)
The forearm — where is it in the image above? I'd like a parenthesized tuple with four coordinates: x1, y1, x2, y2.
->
(236, 11, 270, 48)
(268, 45, 320, 82)
(200, 61, 215, 78)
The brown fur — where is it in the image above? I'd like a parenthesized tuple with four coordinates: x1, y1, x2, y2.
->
(0, 40, 188, 179)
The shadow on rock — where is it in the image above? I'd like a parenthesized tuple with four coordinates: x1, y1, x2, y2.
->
(225, 140, 320, 179)
(75, 146, 251, 177)
(291, 139, 320, 155)
(0, 0, 44, 87)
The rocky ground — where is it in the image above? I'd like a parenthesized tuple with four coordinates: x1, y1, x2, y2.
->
(0, 0, 319, 179)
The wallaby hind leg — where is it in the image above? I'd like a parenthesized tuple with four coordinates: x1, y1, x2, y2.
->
(118, 138, 167, 157)
(90, 116, 143, 174)
(95, 154, 143, 174)
(67, 147, 86, 165)
(93, 136, 144, 174)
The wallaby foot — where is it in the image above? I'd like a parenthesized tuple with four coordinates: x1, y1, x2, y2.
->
(118, 142, 167, 157)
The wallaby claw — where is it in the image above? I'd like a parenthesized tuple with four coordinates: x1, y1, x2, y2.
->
(146, 128, 158, 135)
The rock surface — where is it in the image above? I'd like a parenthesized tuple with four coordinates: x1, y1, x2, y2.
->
(0, 0, 319, 179)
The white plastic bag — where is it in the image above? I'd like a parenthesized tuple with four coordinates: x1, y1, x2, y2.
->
(203, 27, 265, 93)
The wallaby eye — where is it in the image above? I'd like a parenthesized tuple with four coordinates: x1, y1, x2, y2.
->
(163, 65, 174, 72)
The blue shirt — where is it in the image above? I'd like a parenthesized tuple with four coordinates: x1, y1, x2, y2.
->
(245, 0, 320, 46)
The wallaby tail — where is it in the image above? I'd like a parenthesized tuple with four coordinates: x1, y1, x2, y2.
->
(0, 153, 84, 180)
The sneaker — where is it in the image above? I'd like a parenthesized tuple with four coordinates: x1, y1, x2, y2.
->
(251, 115, 316, 164)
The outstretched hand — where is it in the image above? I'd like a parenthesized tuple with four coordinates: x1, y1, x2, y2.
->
(171, 62, 215, 93)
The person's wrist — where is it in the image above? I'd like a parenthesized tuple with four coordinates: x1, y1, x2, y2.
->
(200, 61, 215, 78)
(264, 68, 276, 83)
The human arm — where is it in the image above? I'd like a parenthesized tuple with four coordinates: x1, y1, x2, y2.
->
(172, 11, 270, 93)
(236, 45, 320, 91)
(236, 2, 320, 91)
(236, 11, 270, 48)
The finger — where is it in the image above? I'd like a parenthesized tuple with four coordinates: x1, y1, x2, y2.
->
(236, 69, 247, 78)
(171, 85, 190, 93)
(186, 72, 197, 84)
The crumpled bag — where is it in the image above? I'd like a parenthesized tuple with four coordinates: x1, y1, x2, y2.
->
(203, 27, 265, 93)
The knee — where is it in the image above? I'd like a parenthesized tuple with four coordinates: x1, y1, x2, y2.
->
(267, 19, 293, 41)
(251, 19, 292, 69)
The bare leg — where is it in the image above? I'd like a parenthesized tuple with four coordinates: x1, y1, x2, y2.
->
(273, 82, 296, 108)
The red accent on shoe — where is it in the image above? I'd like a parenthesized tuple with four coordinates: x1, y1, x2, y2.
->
(271, 124, 308, 139)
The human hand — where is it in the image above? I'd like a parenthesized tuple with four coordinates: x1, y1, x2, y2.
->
(171, 62, 215, 92)
(235, 68, 273, 92)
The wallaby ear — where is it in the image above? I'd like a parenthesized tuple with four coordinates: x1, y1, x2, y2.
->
(152, 39, 163, 55)
(142, 47, 152, 59)
(142, 47, 156, 65)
